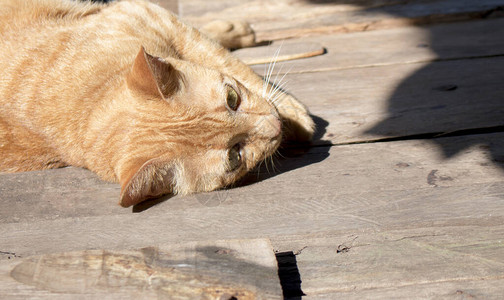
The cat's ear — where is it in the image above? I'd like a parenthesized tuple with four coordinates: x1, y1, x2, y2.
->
(127, 47, 183, 99)
(119, 158, 176, 207)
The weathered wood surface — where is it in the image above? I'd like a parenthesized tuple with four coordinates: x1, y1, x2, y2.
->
(1, 132, 502, 250)
(1, 239, 282, 299)
(155, 0, 178, 14)
(273, 228, 504, 298)
(180, 0, 504, 41)
(1, 0, 504, 298)
(239, 18, 504, 74)
(1, 133, 503, 297)
(286, 56, 504, 145)
(236, 18, 504, 145)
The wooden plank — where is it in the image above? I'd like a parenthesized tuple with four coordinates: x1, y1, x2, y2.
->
(0, 239, 282, 299)
(0, 167, 125, 223)
(155, 0, 178, 14)
(234, 19, 504, 144)
(240, 18, 504, 74)
(180, 0, 504, 41)
(278, 56, 504, 144)
(1, 133, 502, 256)
(1, 1, 501, 297)
(2, 132, 503, 224)
(272, 228, 504, 298)
(233, 20, 504, 144)
(303, 280, 504, 300)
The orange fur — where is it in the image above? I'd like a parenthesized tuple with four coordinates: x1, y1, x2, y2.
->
(0, 0, 314, 206)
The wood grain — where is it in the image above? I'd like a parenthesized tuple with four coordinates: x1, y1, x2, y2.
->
(1, 133, 502, 253)
(284, 57, 504, 144)
(1, 132, 503, 297)
(180, 0, 504, 41)
(2, 1, 504, 298)
(247, 18, 504, 74)
(1, 239, 282, 299)
(155, 0, 179, 14)
(273, 228, 504, 298)
(231, 19, 504, 144)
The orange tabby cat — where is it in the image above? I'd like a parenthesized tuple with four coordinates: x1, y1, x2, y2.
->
(0, 0, 314, 207)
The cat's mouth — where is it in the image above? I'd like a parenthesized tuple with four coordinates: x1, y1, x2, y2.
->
(263, 116, 282, 142)
(272, 129, 282, 144)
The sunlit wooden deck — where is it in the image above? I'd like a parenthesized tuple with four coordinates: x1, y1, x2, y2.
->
(1, 0, 504, 298)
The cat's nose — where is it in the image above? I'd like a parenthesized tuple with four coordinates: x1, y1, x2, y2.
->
(270, 117, 282, 139)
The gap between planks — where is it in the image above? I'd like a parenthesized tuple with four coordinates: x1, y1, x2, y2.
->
(245, 53, 504, 76)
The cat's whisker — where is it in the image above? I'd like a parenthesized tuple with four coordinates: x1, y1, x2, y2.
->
(268, 83, 284, 104)
(267, 65, 292, 106)
(264, 50, 278, 86)
(268, 155, 275, 173)
(274, 149, 286, 160)
(263, 44, 282, 99)
(256, 159, 265, 179)
(269, 62, 286, 97)
(268, 79, 287, 100)
(268, 63, 291, 97)
(268, 81, 290, 106)
(262, 47, 281, 98)
(270, 64, 292, 91)
(260, 156, 275, 175)
(256, 166, 262, 180)
(268, 80, 289, 104)
(263, 58, 275, 98)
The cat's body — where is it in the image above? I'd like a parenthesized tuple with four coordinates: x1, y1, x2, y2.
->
(0, 0, 314, 206)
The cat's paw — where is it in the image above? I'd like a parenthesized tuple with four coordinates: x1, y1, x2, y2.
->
(200, 20, 257, 49)
(275, 94, 315, 142)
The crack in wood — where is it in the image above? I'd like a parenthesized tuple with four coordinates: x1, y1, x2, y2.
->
(275, 251, 305, 298)
(327, 125, 504, 147)
(0, 251, 20, 259)
(337, 236, 359, 254)
(261, 53, 504, 76)
(388, 234, 447, 242)
(293, 246, 308, 256)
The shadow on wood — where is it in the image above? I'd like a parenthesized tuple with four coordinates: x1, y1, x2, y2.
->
(276, 251, 305, 300)
(302, 0, 504, 169)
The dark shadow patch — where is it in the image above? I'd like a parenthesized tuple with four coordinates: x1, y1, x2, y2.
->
(276, 251, 305, 299)
(303, 0, 504, 170)
(132, 194, 173, 213)
(237, 144, 330, 187)
(311, 114, 329, 142)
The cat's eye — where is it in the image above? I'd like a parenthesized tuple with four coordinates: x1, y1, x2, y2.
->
(228, 143, 242, 171)
(226, 86, 241, 111)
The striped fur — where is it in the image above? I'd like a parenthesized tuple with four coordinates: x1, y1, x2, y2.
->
(0, 0, 314, 206)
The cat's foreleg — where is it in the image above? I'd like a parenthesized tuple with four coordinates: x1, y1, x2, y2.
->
(269, 91, 315, 142)
(199, 20, 257, 49)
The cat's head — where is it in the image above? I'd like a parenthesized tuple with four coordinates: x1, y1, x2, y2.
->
(116, 47, 281, 207)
